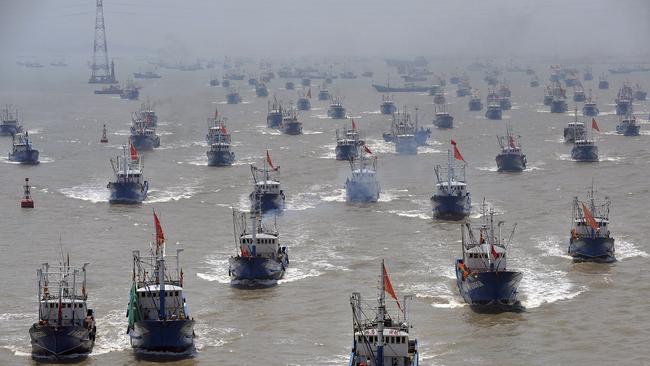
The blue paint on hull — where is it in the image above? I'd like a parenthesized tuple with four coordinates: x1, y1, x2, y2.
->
(551, 100, 568, 113)
(0, 124, 22, 136)
(485, 108, 502, 120)
(207, 150, 235, 166)
(468, 99, 483, 111)
(431, 194, 471, 220)
(130, 135, 160, 151)
(455, 260, 523, 308)
(129, 319, 195, 353)
(582, 105, 599, 117)
(267, 112, 282, 128)
(229, 254, 289, 287)
(250, 192, 285, 213)
(569, 237, 615, 263)
(496, 153, 526, 172)
(328, 107, 346, 119)
(345, 180, 380, 203)
(108, 181, 148, 204)
(9, 149, 39, 164)
(335, 144, 359, 161)
(380, 103, 397, 115)
(616, 123, 640, 136)
(571, 145, 598, 162)
(30, 324, 96, 358)
(296, 99, 311, 111)
(281, 122, 302, 135)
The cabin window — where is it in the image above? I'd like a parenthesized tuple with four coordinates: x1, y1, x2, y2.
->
(175, 291, 179, 296)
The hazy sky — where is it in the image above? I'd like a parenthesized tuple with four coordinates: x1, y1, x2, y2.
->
(1, 0, 649, 61)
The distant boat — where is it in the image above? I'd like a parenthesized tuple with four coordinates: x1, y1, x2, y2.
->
(133, 70, 161, 79)
(348, 260, 419, 366)
(573, 84, 586, 102)
(249, 151, 285, 213)
(564, 72, 579, 87)
(582, 90, 599, 117)
(550, 82, 568, 113)
(206, 109, 235, 166)
(129, 113, 160, 151)
(327, 97, 347, 119)
(127, 212, 195, 353)
(120, 80, 140, 100)
(433, 91, 445, 105)
(564, 108, 586, 143)
(598, 73, 609, 89)
(569, 185, 615, 263)
(485, 103, 502, 120)
(296, 91, 311, 111)
(379, 95, 397, 115)
(361, 71, 373, 77)
(543, 86, 553, 105)
(30, 258, 96, 359)
(229, 210, 289, 287)
(433, 104, 454, 129)
(107, 145, 148, 204)
(345, 147, 380, 203)
(0, 105, 23, 136)
(456, 79, 471, 97)
(499, 96, 512, 110)
(496, 127, 527, 172)
(267, 98, 283, 128)
(318, 84, 331, 101)
(94, 85, 123, 95)
(280, 103, 303, 135)
(616, 114, 640, 136)
(431, 141, 471, 220)
(226, 88, 242, 104)
(571, 119, 599, 162)
(285, 81, 295, 90)
(456, 201, 523, 311)
(530, 76, 540, 88)
(468, 90, 483, 111)
(256, 82, 269, 97)
(340, 71, 357, 79)
(615, 84, 634, 115)
(372, 83, 430, 93)
(633, 83, 647, 100)
(209, 74, 220, 86)
(385, 108, 417, 154)
(301, 78, 311, 87)
(335, 120, 364, 161)
(9, 131, 39, 164)
(49, 61, 68, 67)
(583, 66, 593, 81)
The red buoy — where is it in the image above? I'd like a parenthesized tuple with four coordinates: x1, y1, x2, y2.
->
(21, 177, 34, 208)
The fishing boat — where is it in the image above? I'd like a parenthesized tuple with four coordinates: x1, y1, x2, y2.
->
(456, 79, 471, 97)
(133, 70, 161, 79)
(335, 120, 364, 161)
(455, 201, 523, 311)
(468, 91, 483, 111)
(249, 151, 285, 213)
(256, 82, 269, 97)
(485, 103, 502, 120)
(301, 78, 311, 87)
(348, 260, 419, 366)
(498, 82, 511, 98)
(564, 72, 579, 87)
(206, 109, 235, 166)
(248, 75, 259, 86)
(226, 88, 242, 104)
(9, 131, 39, 164)
(267, 98, 283, 128)
(120, 80, 140, 100)
(0, 105, 23, 136)
(209, 74, 220, 86)
(496, 127, 526, 172)
(598, 73, 609, 89)
(228, 210, 289, 287)
(380, 95, 397, 115)
(633, 83, 647, 100)
(280, 103, 302, 135)
(550, 82, 568, 113)
(569, 185, 615, 263)
(221, 79, 231, 88)
(431, 141, 471, 220)
(130, 115, 160, 151)
(433, 91, 445, 105)
(134, 99, 158, 128)
(615, 84, 634, 116)
(285, 81, 295, 90)
(543, 86, 553, 105)
(530, 76, 540, 88)
(30, 258, 96, 359)
(571, 119, 599, 162)
(345, 146, 380, 203)
(318, 84, 331, 101)
(433, 104, 454, 129)
(499, 96, 512, 110)
(296, 91, 311, 111)
(616, 113, 640, 136)
(372, 83, 430, 93)
(450, 74, 461, 84)
(564, 107, 586, 143)
(127, 212, 195, 354)
(328, 97, 347, 119)
(94, 85, 123, 95)
(21, 178, 34, 208)
(361, 71, 374, 78)
(582, 90, 599, 117)
(385, 108, 417, 154)
(583, 66, 594, 81)
(573, 84, 586, 102)
(107, 145, 148, 204)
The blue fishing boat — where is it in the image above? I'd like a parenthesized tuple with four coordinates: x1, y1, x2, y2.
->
(573, 84, 586, 102)
(30, 259, 96, 359)
(221, 79, 231, 88)
(615, 84, 633, 116)
(127, 213, 195, 354)
(468, 90, 483, 111)
(120, 80, 140, 100)
(583, 66, 593, 81)
(209, 74, 220, 86)
(134, 99, 158, 128)
(433, 104, 454, 128)
(550, 82, 568, 113)
(256, 82, 269, 97)
(301, 78, 311, 87)
(328, 97, 346, 119)
(248, 75, 258, 86)
(384, 108, 417, 154)
(335, 120, 364, 161)
(582, 90, 599, 117)
(9, 131, 39, 164)
(94, 85, 123, 95)
(380, 95, 397, 115)
(130, 116, 160, 151)
(485, 103, 502, 120)
(530, 76, 540, 88)
(499, 96, 512, 110)
(249, 152, 285, 213)
(616, 114, 640, 136)
(318, 83, 331, 101)
(633, 83, 647, 100)
(267, 98, 283, 128)
(296, 91, 311, 111)
(431, 142, 471, 220)
(455, 201, 523, 311)
(280, 104, 302, 135)
(456, 79, 471, 97)
(107, 145, 148, 204)
(496, 127, 526, 172)
(0, 106, 23, 136)
(133, 70, 161, 79)
(229, 210, 289, 288)
(226, 88, 242, 104)
(206, 109, 235, 166)
(598, 73, 609, 89)
(346, 148, 380, 203)
(569, 185, 615, 263)
(564, 108, 586, 143)
(433, 91, 445, 105)
(348, 260, 419, 366)
(285, 81, 295, 90)
(564, 72, 579, 87)
(571, 120, 599, 162)
(498, 81, 511, 98)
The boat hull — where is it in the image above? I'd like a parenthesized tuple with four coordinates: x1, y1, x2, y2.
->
(571, 145, 598, 162)
(485, 108, 502, 120)
(207, 150, 235, 166)
(380, 103, 397, 115)
(267, 113, 282, 128)
(335, 144, 359, 161)
(433, 116, 453, 128)
(582, 105, 599, 117)
(496, 153, 526, 172)
(615, 103, 632, 116)
(328, 108, 346, 119)
(250, 192, 285, 212)
(30, 324, 96, 358)
(130, 135, 160, 151)
(372, 84, 429, 93)
(108, 181, 148, 204)
(415, 128, 430, 145)
(468, 100, 482, 111)
(550, 100, 568, 113)
(431, 194, 471, 220)
(569, 237, 615, 263)
(296, 99, 311, 111)
(345, 180, 380, 203)
(129, 319, 195, 353)
(0, 125, 22, 136)
(9, 149, 39, 164)
(281, 122, 302, 135)
(616, 123, 640, 136)
(229, 254, 289, 287)
(455, 261, 523, 309)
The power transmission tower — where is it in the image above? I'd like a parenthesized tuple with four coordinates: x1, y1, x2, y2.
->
(89, 0, 117, 84)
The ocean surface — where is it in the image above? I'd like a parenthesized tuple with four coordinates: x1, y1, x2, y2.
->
(1, 59, 649, 366)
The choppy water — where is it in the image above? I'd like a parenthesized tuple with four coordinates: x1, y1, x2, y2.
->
(1, 59, 650, 365)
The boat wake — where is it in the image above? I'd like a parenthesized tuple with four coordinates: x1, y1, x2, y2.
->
(519, 265, 586, 309)
(60, 182, 108, 203)
(145, 179, 201, 203)
(193, 324, 241, 350)
(93, 309, 130, 354)
(616, 237, 650, 260)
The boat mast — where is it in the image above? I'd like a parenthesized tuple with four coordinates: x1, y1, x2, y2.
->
(447, 149, 453, 192)
(377, 260, 385, 366)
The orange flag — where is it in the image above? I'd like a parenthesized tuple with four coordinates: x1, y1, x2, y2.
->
(153, 210, 165, 247)
(363, 145, 372, 155)
(451, 139, 466, 162)
(591, 118, 600, 132)
(490, 243, 498, 259)
(351, 119, 357, 130)
(383, 263, 402, 312)
(130, 143, 139, 161)
(581, 203, 599, 231)
(266, 150, 277, 170)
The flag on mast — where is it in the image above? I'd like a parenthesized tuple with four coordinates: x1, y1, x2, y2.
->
(383, 262, 403, 312)
(451, 139, 466, 162)
(266, 150, 277, 170)
(153, 210, 165, 248)
(591, 118, 600, 132)
(581, 202, 599, 231)
(363, 145, 372, 155)
(130, 143, 139, 161)
(351, 119, 357, 130)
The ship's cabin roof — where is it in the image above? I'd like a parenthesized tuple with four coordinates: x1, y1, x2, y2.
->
(136, 284, 183, 292)
(256, 180, 280, 186)
(352, 168, 376, 176)
(567, 122, 585, 127)
(437, 181, 466, 188)
(574, 139, 594, 145)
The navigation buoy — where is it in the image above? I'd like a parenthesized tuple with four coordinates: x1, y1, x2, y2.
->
(21, 177, 34, 208)
(100, 124, 108, 143)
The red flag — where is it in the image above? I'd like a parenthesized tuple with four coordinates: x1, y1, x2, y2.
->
(383, 263, 402, 312)
(153, 210, 165, 247)
(581, 203, 599, 231)
(306, 88, 312, 99)
(508, 135, 516, 149)
(130, 143, 139, 161)
(266, 150, 277, 170)
(363, 145, 372, 155)
(591, 118, 600, 132)
(220, 124, 227, 134)
(214, 107, 219, 120)
(451, 139, 465, 162)
(490, 243, 498, 259)
(351, 119, 357, 130)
